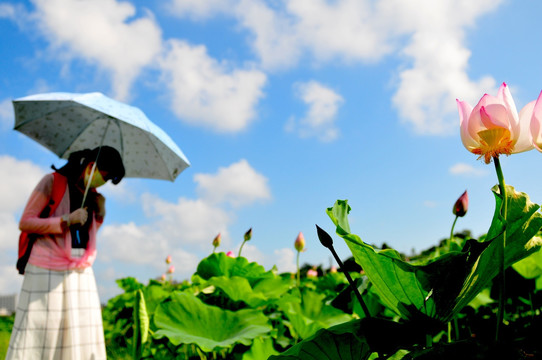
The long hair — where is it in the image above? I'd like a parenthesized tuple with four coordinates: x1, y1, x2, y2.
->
(52, 146, 125, 184)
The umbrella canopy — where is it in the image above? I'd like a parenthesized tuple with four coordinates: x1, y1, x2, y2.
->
(12, 92, 190, 181)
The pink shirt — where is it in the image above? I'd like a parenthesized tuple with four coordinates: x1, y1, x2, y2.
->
(19, 173, 103, 271)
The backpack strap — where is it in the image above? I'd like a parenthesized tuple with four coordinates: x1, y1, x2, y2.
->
(17, 172, 67, 274)
(45, 172, 67, 216)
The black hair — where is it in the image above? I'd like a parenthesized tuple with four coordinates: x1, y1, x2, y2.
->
(52, 146, 125, 185)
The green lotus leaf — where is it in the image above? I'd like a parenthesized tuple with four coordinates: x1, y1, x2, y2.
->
(142, 281, 171, 316)
(278, 289, 353, 339)
(242, 337, 279, 360)
(326, 185, 542, 323)
(153, 291, 272, 352)
(208, 275, 291, 308)
(512, 241, 542, 279)
(116, 277, 144, 292)
(269, 319, 371, 360)
(195, 252, 273, 283)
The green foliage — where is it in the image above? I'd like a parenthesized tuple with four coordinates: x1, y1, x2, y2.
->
(100, 184, 542, 359)
(154, 292, 272, 352)
(326, 184, 542, 324)
(133, 289, 149, 359)
(103, 252, 357, 359)
(277, 289, 353, 339)
(269, 320, 371, 360)
(0, 316, 14, 359)
(195, 252, 272, 282)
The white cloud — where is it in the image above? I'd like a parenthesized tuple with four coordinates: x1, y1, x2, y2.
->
(142, 195, 232, 246)
(390, 0, 499, 134)
(0, 3, 16, 18)
(0, 156, 45, 253)
(166, 0, 234, 19)
(100, 180, 137, 204)
(0, 156, 45, 214)
(285, 0, 393, 64)
(234, 244, 296, 274)
(286, 81, 343, 142)
(0, 98, 13, 131)
(96, 159, 270, 285)
(0, 156, 45, 295)
(273, 248, 296, 273)
(166, 0, 503, 135)
(449, 162, 487, 177)
(233, 0, 302, 70)
(32, 0, 163, 100)
(159, 39, 267, 133)
(194, 159, 271, 207)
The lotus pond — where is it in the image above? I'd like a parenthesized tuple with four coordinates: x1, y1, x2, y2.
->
(102, 186, 542, 359)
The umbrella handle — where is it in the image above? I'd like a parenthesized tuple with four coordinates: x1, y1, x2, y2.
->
(80, 118, 111, 208)
(81, 160, 98, 208)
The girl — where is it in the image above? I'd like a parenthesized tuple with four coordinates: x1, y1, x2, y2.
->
(7, 146, 125, 360)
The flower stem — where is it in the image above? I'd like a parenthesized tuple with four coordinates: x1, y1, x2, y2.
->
(449, 215, 459, 249)
(447, 214, 459, 342)
(493, 156, 507, 342)
(328, 245, 371, 318)
(296, 251, 301, 287)
(238, 240, 246, 257)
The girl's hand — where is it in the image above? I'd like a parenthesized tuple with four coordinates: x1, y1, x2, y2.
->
(68, 208, 88, 226)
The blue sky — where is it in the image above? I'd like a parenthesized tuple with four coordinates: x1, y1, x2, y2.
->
(1, 0, 542, 302)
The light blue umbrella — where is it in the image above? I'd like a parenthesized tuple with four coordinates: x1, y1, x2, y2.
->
(12, 92, 190, 182)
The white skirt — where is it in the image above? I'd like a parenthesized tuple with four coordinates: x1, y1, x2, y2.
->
(6, 249, 106, 360)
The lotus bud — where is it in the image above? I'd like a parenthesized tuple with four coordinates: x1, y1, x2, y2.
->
(165, 255, 172, 264)
(307, 268, 318, 277)
(244, 228, 252, 241)
(226, 251, 235, 257)
(453, 190, 469, 217)
(330, 266, 337, 273)
(316, 224, 333, 249)
(212, 233, 221, 248)
(294, 232, 305, 252)
(167, 265, 175, 274)
(160, 274, 166, 281)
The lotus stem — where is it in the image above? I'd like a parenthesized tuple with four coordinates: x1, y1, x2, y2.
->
(449, 215, 458, 250)
(330, 246, 371, 318)
(493, 156, 507, 342)
(238, 240, 246, 258)
(316, 224, 372, 318)
(296, 251, 301, 287)
(447, 214, 460, 342)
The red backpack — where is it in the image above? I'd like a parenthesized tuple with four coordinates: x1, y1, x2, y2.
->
(17, 172, 67, 274)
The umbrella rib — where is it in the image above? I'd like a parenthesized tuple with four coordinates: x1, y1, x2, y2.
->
(142, 131, 175, 181)
(57, 113, 109, 158)
(13, 101, 77, 131)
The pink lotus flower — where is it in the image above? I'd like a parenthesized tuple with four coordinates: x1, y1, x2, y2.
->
(528, 91, 542, 151)
(453, 190, 468, 217)
(457, 82, 533, 164)
(165, 255, 172, 264)
(167, 265, 175, 274)
(307, 269, 318, 277)
(294, 232, 305, 252)
(226, 251, 235, 257)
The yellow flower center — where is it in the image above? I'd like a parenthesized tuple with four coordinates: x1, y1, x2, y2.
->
(472, 128, 514, 164)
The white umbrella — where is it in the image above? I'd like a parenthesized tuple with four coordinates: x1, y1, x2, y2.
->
(13, 91, 190, 182)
